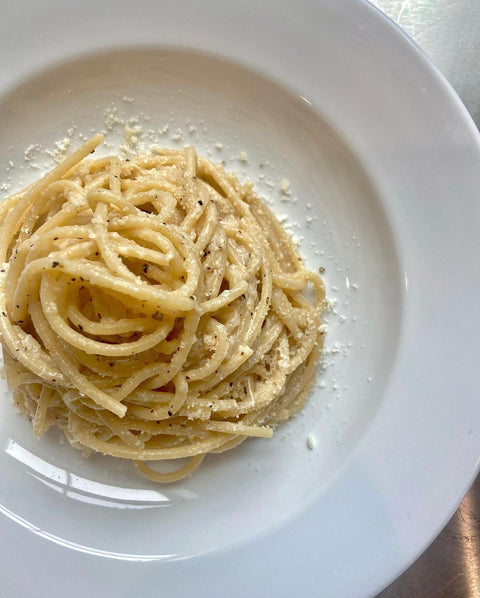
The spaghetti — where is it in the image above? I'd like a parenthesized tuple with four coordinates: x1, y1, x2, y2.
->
(0, 135, 325, 482)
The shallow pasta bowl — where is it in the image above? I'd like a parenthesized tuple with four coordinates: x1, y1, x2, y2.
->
(0, 0, 479, 597)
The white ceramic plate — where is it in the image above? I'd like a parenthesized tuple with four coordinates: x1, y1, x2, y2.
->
(0, 1, 479, 596)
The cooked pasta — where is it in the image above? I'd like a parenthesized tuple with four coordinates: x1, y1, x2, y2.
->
(0, 135, 326, 482)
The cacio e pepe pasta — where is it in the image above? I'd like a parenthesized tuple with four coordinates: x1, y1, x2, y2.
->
(0, 135, 326, 482)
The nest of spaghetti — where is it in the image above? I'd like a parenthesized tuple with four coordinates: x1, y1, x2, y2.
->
(0, 135, 325, 482)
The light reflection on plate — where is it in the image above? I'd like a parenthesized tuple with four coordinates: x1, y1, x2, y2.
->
(5, 440, 173, 508)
